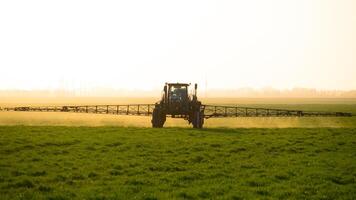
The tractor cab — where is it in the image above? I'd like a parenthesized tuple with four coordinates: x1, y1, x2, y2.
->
(168, 84, 188, 103)
(167, 83, 189, 102)
(164, 83, 190, 115)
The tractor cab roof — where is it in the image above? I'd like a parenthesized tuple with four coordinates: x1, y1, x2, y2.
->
(166, 83, 190, 87)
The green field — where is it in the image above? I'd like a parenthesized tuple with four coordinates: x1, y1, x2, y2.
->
(1, 99, 355, 199)
(1, 126, 355, 199)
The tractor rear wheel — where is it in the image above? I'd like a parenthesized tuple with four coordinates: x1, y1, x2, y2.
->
(192, 111, 204, 128)
(152, 108, 165, 128)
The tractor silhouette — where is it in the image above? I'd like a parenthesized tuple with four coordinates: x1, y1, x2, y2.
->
(152, 83, 204, 128)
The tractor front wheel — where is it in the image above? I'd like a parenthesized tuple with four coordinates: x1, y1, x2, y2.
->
(152, 108, 166, 128)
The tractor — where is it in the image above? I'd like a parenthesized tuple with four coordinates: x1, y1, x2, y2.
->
(151, 83, 204, 128)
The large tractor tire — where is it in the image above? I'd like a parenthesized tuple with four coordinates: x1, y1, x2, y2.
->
(192, 111, 204, 128)
(151, 108, 166, 128)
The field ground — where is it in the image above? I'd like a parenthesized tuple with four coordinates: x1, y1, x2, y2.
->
(0, 126, 355, 199)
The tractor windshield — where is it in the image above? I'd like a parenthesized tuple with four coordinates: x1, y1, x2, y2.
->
(169, 85, 188, 102)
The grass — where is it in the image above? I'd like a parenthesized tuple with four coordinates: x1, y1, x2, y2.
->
(0, 126, 355, 199)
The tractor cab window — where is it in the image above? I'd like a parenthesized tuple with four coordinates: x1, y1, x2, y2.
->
(169, 85, 188, 102)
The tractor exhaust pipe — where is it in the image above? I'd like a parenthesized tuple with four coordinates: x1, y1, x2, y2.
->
(193, 83, 198, 101)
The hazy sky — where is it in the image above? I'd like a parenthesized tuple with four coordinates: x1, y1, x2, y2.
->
(0, 0, 355, 91)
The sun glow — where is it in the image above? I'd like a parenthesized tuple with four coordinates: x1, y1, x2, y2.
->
(0, 0, 355, 91)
